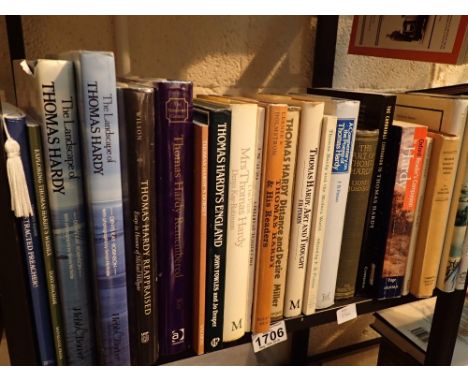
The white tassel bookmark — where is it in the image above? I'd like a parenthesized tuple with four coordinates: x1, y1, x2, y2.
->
(2, 114, 33, 218)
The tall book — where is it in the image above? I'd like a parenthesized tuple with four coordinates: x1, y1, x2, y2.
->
(252, 102, 288, 333)
(277, 98, 325, 318)
(410, 131, 460, 297)
(61, 51, 130, 365)
(197, 95, 259, 341)
(253, 95, 301, 321)
(3, 110, 56, 366)
(377, 121, 427, 299)
(193, 100, 231, 352)
(302, 115, 337, 315)
(293, 94, 360, 309)
(309, 88, 397, 296)
(27, 119, 66, 365)
(14, 59, 96, 365)
(193, 119, 209, 355)
(335, 129, 379, 300)
(154, 81, 194, 355)
(117, 84, 158, 365)
(403, 136, 433, 296)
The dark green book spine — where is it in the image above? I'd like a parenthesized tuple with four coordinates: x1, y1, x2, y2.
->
(27, 120, 67, 365)
(194, 105, 231, 353)
(335, 129, 379, 299)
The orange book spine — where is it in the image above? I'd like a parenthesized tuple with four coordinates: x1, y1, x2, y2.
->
(252, 104, 288, 333)
(411, 132, 460, 297)
(193, 121, 208, 354)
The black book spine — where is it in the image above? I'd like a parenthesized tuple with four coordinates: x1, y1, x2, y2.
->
(359, 126, 402, 296)
(118, 86, 158, 365)
(194, 106, 231, 353)
(356, 100, 397, 295)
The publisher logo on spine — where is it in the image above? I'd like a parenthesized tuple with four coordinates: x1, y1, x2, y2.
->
(333, 119, 354, 174)
(171, 328, 185, 345)
(165, 98, 189, 123)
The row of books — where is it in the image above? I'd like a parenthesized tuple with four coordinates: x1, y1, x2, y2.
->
(2, 50, 468, 366)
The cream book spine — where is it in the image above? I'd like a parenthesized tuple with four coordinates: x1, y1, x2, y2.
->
(223, 103, 258, 341)
(302, 115, 337, 315)
(283, 102, 325, 317)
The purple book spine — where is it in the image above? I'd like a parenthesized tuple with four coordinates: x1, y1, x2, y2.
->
(155, 81, 193, 355)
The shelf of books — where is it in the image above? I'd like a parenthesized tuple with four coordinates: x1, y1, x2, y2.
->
(1, 16, 468, 366)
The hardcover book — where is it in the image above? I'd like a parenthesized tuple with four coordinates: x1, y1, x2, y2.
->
(155, 80, 194, 355)
(197, 95, 259, 341)
(411, 132, 460, 297)
(377, 121, 427, 299)
(403, 136, 433, 296)
(117, 84, 158, 365)
(193, 119, 209, 355)
(293, 94, 360, 309)
(252, 102, 288, 332)
(61, 51, 130, 365)
(14, 59, 96, 365)
(27, 119, 66, 365)
(4, 110, 56, 366)
(302, 115, 336, 315)
(194, 100, 231, 351)
(309, 88, 397, 296)
(335, 129, 379, 300)
(278, 97, 325, 318)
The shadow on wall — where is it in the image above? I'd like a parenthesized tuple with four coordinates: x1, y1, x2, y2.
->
(128, 16, 315, 92)
(21, 16, 316, 94)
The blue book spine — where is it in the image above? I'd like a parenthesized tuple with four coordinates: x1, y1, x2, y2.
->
(34, 59, 96, 365)
(69, 51, 130, 365)
(5, 113, 56, 366)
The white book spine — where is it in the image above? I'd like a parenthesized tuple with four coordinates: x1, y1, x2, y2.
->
(223, 104, 258, 341)
(283, 102, 325, 317)
(302, 115, 337, 315)
(316, 101, 359, 309)
(270, 107, 300, 320)
(456, 227, 468, 290)
(402, 136, 433, 295)
(245, 106, 265, 332)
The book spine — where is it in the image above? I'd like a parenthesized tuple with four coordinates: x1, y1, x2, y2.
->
(411, 133, 460, 298)
(27, 120, 66, 365)
(75, 52, 130, 365)
(253, 105, 288, 333)
(202, 109, 231, 351)
(223, 104, 257, 341)
(456, 228, 468, 290)
(378, 126, 427, 299)
(359, 124, 402, 297)
(356, 102, 395, 295)
(245, 107, 265, 332)
(439, 169, 468, 292)
(155, 81, 194, 355)
(316, 105, 359, 309)
(403, 136, 433, 296)
(283, 103, 324, 318)
(302, 115, 336, 315)
(335, 129, 379, 300)
(193, 121, 208, 355)
(118, 87, 158, 365)
(270, 108, 299, 321)
(5, 114, 56, 366)
(35, 60, 96, 365)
